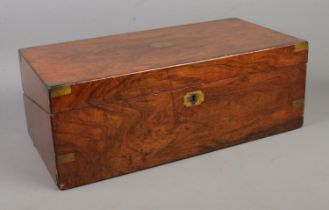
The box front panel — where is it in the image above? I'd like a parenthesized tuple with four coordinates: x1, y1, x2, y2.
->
(51, 62, 306, 189)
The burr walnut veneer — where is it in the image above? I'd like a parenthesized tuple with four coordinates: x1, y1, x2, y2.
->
(19, 18, 308, 190)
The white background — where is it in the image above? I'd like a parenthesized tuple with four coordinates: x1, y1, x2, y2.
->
(1, 0, 329, 209)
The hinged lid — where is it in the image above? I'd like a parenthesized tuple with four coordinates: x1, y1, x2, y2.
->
(19, 18, 308, 113)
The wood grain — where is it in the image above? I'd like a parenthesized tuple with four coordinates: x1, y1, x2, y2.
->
(20, 18, 301, 86)
(49, 45, 307, 113)
(52, 64, 306, 189)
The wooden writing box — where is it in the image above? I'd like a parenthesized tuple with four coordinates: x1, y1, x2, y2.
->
(19, 18, 308, 190)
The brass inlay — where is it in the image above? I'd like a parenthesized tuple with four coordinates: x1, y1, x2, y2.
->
(50, 86, 72, 98)
(150, 41, 174, 49)
(292, 98, 305, 108)
(56, 153, 75, 165)
(184, 90, 205, 107)
(294, 41, 308, 52)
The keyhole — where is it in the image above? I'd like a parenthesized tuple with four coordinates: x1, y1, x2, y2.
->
(184, 90, 204, 107)
(190, 94, 198, 104)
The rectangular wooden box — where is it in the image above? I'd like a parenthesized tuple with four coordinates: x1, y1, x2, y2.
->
(19, 18, 308, 190)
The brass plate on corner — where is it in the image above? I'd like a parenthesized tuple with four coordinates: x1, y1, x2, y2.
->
(292, 98, 305, 108)
(50, 86, 72, 98)
(294, 41, 308, 52)
(184, 90, 205, 107)
(56, 153, 75, 165)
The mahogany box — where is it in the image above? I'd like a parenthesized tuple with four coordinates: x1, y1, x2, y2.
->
(19, 18, 308, 190)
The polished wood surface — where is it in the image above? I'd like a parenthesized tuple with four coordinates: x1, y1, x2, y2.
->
(23, 95, 57, 182)
(49, 44, 307, 113)
(20, 18, 301, 86)
(19, 18, 308, 189)
(52, 63, 306, 189)
(20, 57, 50, 112)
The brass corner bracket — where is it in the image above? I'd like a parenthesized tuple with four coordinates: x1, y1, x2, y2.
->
(292, 98, 305, 108)
(50, 85, 72, 98)
(294, 41, 308, 52)
(56, 152, 76, 165)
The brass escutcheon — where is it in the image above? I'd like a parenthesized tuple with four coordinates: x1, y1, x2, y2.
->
(184, 90, 205, 107)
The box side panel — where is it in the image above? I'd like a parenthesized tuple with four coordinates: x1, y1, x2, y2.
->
(20, 52, 50, 112)
(52, 62, 306, 189)
(49, 44, 308, 113)
(23, 95, 57, 183)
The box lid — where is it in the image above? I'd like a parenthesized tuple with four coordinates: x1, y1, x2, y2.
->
(19, 18, 308, 113)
